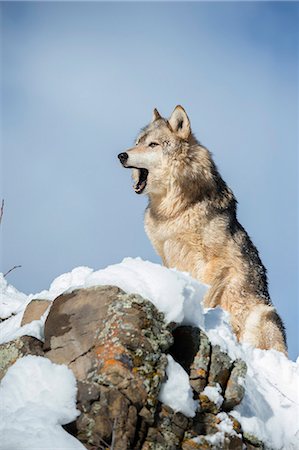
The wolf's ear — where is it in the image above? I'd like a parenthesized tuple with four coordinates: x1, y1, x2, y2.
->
(169, 105, 191, 140)
(151, 108, 162, 122)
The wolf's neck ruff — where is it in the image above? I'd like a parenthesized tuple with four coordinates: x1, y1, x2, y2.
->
(118, 105, 287, 355)
(147, 142, 236, 222)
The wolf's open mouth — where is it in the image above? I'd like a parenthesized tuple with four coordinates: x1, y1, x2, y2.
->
(133, 168, 148, 194)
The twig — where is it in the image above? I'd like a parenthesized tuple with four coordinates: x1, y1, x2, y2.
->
(98, 436, 111, 449)
(110, 417, 117, 450)
(0, 199, 4, 225)
(3, 265, 22, 278)
(97, 417, 117, 450)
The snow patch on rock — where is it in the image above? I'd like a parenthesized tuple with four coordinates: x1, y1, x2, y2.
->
(158, 354, 198, 417)
(0, 355, 84, 450)
(202, 383, 224, 409)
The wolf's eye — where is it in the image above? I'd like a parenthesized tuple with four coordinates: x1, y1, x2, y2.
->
(149, 142, 159, 148)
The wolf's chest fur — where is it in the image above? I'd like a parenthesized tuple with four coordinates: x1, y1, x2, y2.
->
(144, 208, 211, 283)
(144, 204, 228, 284)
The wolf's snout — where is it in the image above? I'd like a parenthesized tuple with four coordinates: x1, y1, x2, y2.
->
(118, 152, 128, 165)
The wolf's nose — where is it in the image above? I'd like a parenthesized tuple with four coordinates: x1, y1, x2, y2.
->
(118, 152, 128, 164)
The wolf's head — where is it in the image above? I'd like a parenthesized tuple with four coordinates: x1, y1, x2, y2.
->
(118, 105, 194, 196)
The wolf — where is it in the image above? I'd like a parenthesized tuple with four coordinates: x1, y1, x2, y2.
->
(118, 106, 287, 354)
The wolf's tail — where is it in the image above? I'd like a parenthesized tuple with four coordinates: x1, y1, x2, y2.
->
(242, 304, 288, 356)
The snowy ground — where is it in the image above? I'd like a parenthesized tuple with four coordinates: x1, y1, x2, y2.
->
(0, 258, 298, 449)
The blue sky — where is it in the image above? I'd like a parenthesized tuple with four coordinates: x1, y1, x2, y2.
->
(1, 2, 298, 359)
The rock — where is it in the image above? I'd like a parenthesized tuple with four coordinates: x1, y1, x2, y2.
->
(74, 380, 102, 417)
(44, 285, 173, 449)
(225, 435, 243, 450)
(227, 414, 242, 435)
(243, 432, 265, 449)
(21, 299, 51, 326)
(142, 404, 190, 450)
(199, 393, 221, 414)
(183, 412, 244, 450)
(223, 359, 247, 411)
(190, 331, 211, 393)
(190, 412, 220, 436)
(182, 434, 243, 450)
(208, 345, 233, 392)
(44, 286, 122, 380)
(0, 284, 258, 450)
(76, 385, 137, 450)
(0, 336, 44, 380)
(182, 437, 210, 450)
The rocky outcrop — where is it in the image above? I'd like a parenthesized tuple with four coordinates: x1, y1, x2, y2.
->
(0, 285, 265, 450)
(44, 286, 172, 449)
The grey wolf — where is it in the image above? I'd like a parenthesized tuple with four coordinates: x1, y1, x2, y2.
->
(118, 106, 287, 355)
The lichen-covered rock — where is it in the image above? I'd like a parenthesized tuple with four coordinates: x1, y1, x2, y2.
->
(223, 359, 247, 411)
(190, 412, 220, 437)
(182, 434, 243, 450)
(44, 285, 173, 449)
(227, 414, 242, 435)
(208, 345, 233, 391)
(199, 393, 221, 415)
(183, 412, 243, 450)
(29, 285, 261, 450)
(0, 336, 44, 380)
(243, 432, 265, 449)
(142, 404, 190, 450)
(190, 331, 211, 393)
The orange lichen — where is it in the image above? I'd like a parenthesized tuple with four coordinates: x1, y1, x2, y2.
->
(195, 368, 206, 377)
(182, 439, 205, 449)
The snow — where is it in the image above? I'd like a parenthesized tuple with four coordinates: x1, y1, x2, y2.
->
(192, 413, 240, 446)
(1, 257, 299, 449)
(0, 258, 207, 345)
(231, 349, 299, 449)
(0, 274, 29, 319)
(217, 412, 236, 434)
(192, 432, 225, 446)
(202, 383, 224, 409)
(158, 354, 198, 417)
(0, 355, 85, 450)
